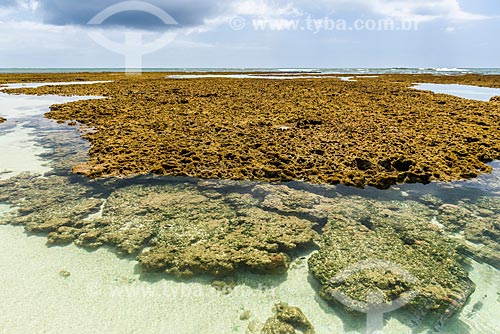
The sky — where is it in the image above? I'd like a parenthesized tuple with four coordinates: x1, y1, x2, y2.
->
(0, 0, 499, 68)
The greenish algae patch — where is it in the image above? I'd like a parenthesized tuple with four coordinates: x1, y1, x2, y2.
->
(0, 174, 318, 277)
(261, 303, 315, 334)
(308, 214, 475, 329)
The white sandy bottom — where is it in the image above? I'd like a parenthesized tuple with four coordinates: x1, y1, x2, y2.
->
(0, 124, 52, 180)
(0, 221, 347, 334)
(455, 262, 500, 334)
(0, 86, 103, 180)
(1, 214, 499, 334)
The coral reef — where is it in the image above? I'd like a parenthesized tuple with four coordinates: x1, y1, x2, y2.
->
(1, 72, 500, 189)
(434, 197, 500, 268)
(106, 184, 317, 276)
(0, 174, 103, 235)
(254, 184, 483, 326)
(308, 214, 475, 327)
(2, 170, 499, 325)
(0, 175, 318, 277)
(2, 72, 500, 330)
(261, 303, 315, 334)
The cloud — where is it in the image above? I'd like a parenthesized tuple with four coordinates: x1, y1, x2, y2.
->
(0, 0, 38, 10)
(230, 0, 300, 17)
(35, 0, 224, 29)
(1, 0, 488, 34)
(369, 0, 486, 21)
(0, 0, 18, 7)
(292, 0, 487, 22)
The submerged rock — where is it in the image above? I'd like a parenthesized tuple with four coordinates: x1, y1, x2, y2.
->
(0, 173, 103, 237)
(58, 270, 71, 278)
(253, 184, 337, 221)
(240, 310, 252, 321)
(100, 184, 318, 276)
(211, 277, 236, 294)
(261, 303, 315, 334)
(308, 212, 475, 328)
(0, 175, 318, 277)
(436, 196, 500, 268)
(0, 171, 494, 327)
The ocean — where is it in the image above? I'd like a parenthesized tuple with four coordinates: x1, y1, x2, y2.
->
(1, 68, 500, 75)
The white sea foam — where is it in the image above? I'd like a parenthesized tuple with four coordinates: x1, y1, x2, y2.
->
(434, 68, 469, 73)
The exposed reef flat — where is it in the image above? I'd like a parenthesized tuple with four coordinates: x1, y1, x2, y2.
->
(1, 73, 500, 189)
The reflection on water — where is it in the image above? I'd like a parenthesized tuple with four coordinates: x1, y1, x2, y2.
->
(167, 74, 330, 80)
(0, 81, 113, 90)
(412, 83, 500, 101)
(0, 83, 500, 334)
(0, 83, 105, 180)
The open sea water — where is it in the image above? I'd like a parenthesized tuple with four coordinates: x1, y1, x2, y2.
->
(0, 68, 500, 75)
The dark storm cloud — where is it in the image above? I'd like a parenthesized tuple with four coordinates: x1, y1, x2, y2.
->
(37, 0, 226, 29)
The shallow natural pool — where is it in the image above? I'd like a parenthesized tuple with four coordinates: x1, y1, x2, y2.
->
(0, 82, 499, 334)
(412, 83, 500, 101)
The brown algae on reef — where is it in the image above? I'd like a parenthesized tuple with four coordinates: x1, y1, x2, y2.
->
(3, 72, 500, 189)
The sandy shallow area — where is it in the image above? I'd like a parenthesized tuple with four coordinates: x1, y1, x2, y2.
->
(0, 84, 103, 180)
(0, 219, 498, 334)
(0, 125, 52, 180)
(0, 220, 344, 334)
